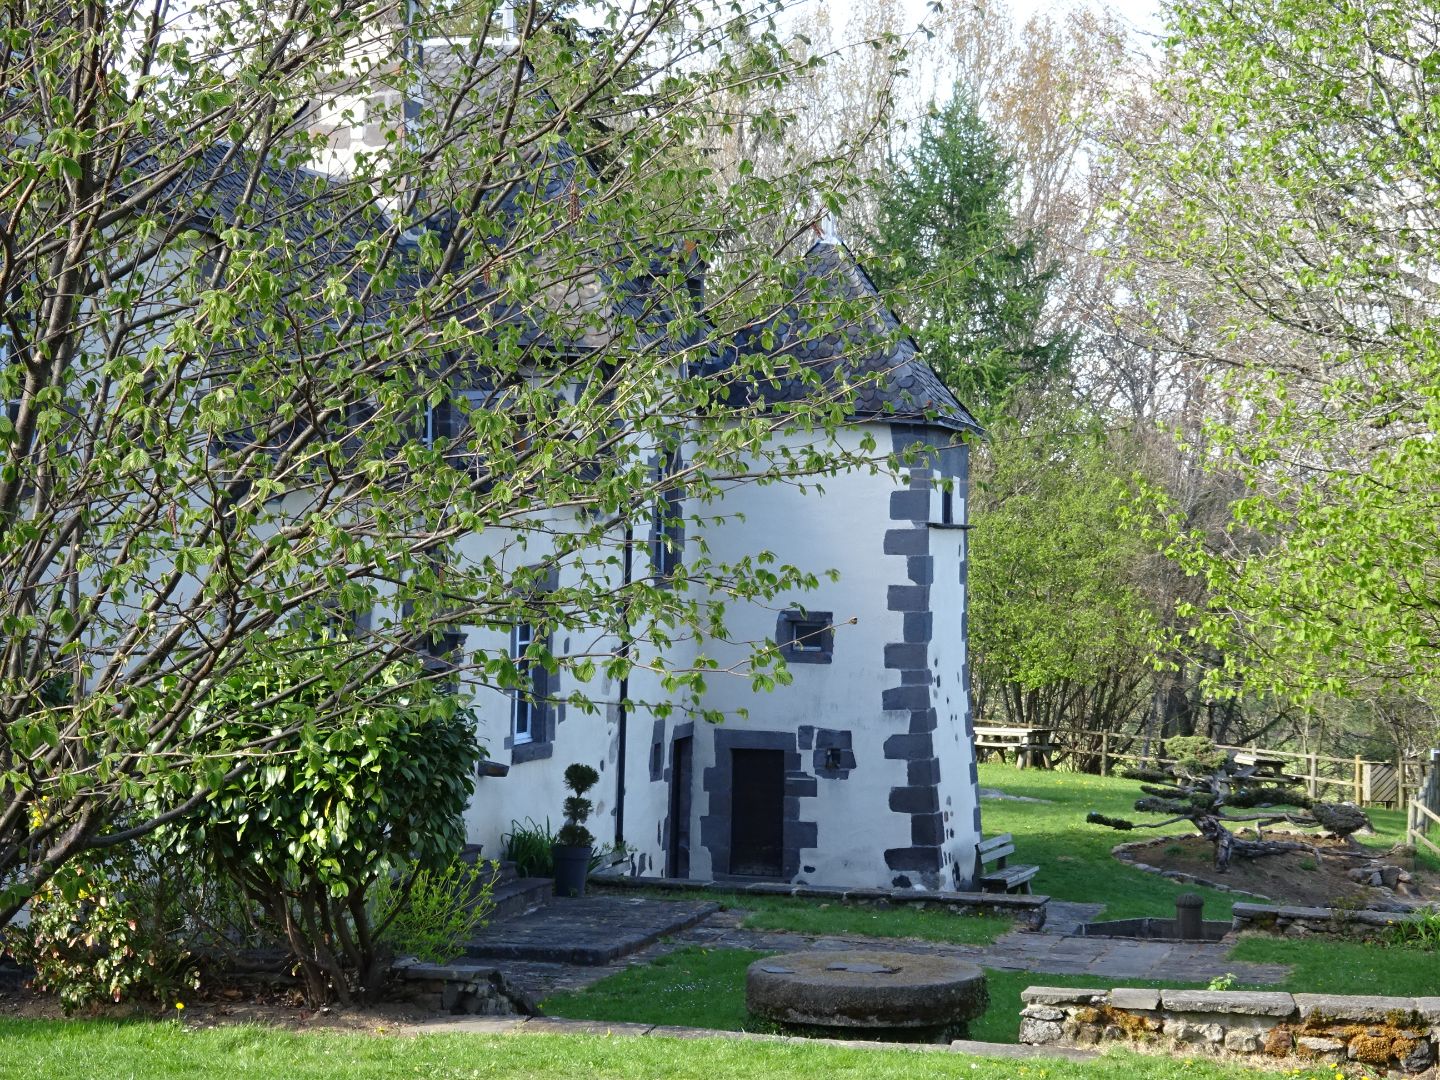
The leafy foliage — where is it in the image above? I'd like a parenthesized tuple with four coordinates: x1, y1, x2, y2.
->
(371, 856, 498, 965)
(0, 0, 909, 920)
(866, 92, 1072, 417)
(162, 650, 481, 1004)
(1121, 0, 1440, 702)
(969, 397, 1158, 746)
(502, 818, 557, 878)
(4, 838, 199, 1013)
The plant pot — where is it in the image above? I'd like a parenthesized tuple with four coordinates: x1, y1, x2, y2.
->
(552, 844, 593, 897)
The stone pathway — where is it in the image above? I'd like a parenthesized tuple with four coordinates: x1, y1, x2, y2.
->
(465, 895, 717, 966)
(473, 903, 1290, 1004)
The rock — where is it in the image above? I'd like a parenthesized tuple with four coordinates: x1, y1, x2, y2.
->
(1347, 867, 1372, 883)
(1379, 866, 1403, 888)
(1018, 1018, 1064, 1045)
(1293, 994, 1420, 1023)
(1159, 990, 1297, 1017)
(1224, 1030, 1261, 1053)
(1297, 1036, 1346, 1062)
(1402, 1039, 1434, 1074)
(1020, 1006, 1065, 1022)
(1021, 987, 1108, 1006)
(1163, 1018, 1224, 1044)
(1110, 989, 1161, 1012)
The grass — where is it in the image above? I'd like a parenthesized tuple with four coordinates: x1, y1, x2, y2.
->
(974, 762, 1432, 919)
(1229, 935, 1440, 996)
(540, 946, 1214, 1045)
(0, 1020, 1353, 1080)
(654, 889, 1011, 945)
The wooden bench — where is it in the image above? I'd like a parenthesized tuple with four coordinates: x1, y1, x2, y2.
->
(973, 725, 1054, 769)
(975, 833, 1039, 894)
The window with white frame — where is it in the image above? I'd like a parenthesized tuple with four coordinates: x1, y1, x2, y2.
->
(510, 620, 537, 745)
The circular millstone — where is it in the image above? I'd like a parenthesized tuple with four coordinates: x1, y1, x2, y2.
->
(745, 950, 988, 1030)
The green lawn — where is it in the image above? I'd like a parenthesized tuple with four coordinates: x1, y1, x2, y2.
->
(0, 1020, 1351, 1080)
(1229, 935, 1440, 995)
(540, 946, 1215, 1045)
(974, 762, 1433, 919)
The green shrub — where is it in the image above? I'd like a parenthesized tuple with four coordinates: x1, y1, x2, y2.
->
(5, 839, 199, 1013)
(557, 763, 600, 848)
(502, 817, 556, 877)
(165, 649, 482, 1005)
(373, 856, 499, 964)
(1380, 909, 1440, 951)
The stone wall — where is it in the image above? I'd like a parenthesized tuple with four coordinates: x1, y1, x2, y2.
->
(392, 961, 538, 1017)
(1232, 901, 1435, 942)
(1020, 987, 1439, 1076)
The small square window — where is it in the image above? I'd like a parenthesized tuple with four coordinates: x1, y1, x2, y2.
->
(789, 621, 829, 652)
(777, 609, 834, 664)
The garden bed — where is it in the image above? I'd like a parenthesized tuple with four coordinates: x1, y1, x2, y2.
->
(1113, 833, 1436, 910)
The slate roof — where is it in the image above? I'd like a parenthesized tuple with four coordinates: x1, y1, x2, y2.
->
(724, 239, 981, 435)
(120, 132, 972, 434)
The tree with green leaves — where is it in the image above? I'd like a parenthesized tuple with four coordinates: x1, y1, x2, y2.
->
(0, 0, 901, 924)
(866, 92, 1072, 417)
(1119, 0, 1440, 706)
(969, 395, 1158, 758)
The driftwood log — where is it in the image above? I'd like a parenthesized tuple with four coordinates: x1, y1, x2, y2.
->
(1087, 737, 1372, 872)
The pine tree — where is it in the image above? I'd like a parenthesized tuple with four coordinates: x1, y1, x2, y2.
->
(867, 92, 1071, 417)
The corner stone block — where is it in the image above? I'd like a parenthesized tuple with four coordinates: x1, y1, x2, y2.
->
(1292, 994, 1421, 1023)
(1021, 987, 1108, 1007)
(1017, 1018, 1064, 1045)
(1414, 997, 1440, 1023)
(1159, 990, 1297, 1017)
(1108, 989, 1161, 1012)
(1296, 1036, 1347, 1062)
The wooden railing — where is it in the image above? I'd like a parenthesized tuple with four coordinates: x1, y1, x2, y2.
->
(1409, 801, 1440, 860)
(1078, 735, 1424, 810)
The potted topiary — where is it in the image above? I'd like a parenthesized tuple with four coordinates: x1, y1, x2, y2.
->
(552, 763, 600, 897)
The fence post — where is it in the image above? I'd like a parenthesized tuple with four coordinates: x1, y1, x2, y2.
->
(1353, 755, 1363, 805)
(1100, 733, 1110, 777)
(1306, 753, 1317, 799)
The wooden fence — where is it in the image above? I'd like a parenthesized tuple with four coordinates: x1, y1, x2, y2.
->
(1087, 735, 1427, 810)
(1408, 749, 1440, 858)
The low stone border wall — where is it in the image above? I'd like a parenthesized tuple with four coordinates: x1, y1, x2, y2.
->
(392, 961, 539, 1016)
(1020, 986, 1440, 1075)
(593, 875, 1048, 930)
(1232, 901, 1436, 941)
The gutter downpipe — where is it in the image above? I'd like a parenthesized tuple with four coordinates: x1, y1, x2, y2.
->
(615, 524, 632, 847)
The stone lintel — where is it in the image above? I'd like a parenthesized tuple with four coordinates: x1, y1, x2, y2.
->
(1021, 986, 1107, 1006)
(1108, 988, 1161, 1012)
(1414, 997, 1440, 1023)
(1292, 993, 1422, 1022)
(1158, 990, 1296, 1017)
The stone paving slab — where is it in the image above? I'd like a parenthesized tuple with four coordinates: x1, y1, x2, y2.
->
(465, 896, 718, 966)
(470, 900, 1293, 1011)
(399, 1013, 1098, 1061)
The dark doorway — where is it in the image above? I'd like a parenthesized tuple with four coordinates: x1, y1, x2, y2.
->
(667, 735, 693, 878)
(729, 748, 784, 877)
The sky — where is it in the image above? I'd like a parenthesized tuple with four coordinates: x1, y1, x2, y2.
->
(886, 0, 1165, 43)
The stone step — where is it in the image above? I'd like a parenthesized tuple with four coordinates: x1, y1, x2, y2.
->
(465, 896, 718, 966)
(485, 875, 553, 923)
